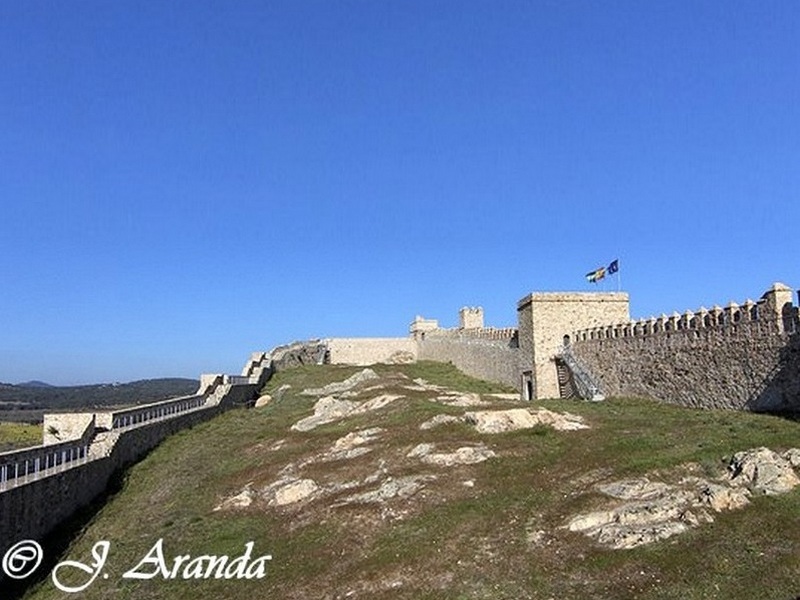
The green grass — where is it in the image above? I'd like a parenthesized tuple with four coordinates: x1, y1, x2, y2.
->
(20, 363, 800, 600)
(0, 421, 42, 452)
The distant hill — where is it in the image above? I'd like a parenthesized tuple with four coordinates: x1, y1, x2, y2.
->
(0, 378, 199, 415)
(17, 380, 55, 388)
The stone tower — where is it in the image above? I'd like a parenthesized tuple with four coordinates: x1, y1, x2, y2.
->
(459, 307, 484, 330)
(516, 292, 630, 400)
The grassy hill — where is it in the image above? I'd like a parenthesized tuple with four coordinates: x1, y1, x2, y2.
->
(19, 363, 800, 600)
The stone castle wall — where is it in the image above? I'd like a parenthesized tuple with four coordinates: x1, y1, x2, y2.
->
(571, 321, 800, 411)
(417, 336, 519, 391)
(325, 338, 418, 365)
(570, 284, 800, 412)
(324, 321, 520, 390)
(308, 284, 800, 410)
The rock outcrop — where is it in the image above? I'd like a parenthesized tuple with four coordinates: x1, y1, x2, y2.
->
(567, 447, 800, 549)
(300, 368, 380, 396)
(728, 447, 800, 495)
(465, 408, 589, 433)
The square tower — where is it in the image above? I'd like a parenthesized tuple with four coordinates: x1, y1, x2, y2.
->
(517, 292, 630, 399)
(459, 307, 484, 330)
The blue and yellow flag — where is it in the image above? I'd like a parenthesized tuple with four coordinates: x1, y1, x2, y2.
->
(586, 267, 606, 283)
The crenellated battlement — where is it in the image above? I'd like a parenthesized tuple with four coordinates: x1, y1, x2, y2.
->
(573, 283, 798, 342)
(422, 326, 519, 343)
(568, 282, 800, 412)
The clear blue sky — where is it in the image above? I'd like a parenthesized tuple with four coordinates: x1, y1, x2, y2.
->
(2, 2, 799, 385)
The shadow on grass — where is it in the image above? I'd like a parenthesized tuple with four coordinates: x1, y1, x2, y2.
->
(3, 469, 126, 600)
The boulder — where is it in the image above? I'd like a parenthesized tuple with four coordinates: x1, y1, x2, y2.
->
(728, 447, 800, 495)
(783, 448, 800, 468)
(254, 394, 272, 408)
(464, 408, 589, 433)
(465, 409, 540, 433)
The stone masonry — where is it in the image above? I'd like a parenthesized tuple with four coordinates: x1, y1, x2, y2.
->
(570, 283, 800, 412)
(324, 283, 799, 412)
(516, 292, 630, 400)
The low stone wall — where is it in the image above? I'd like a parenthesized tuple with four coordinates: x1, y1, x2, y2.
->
(571, 322, 800, 412)
(0, 378, 260, 572)
(326, 338, 418, 366)
(418, 337, 519, 391)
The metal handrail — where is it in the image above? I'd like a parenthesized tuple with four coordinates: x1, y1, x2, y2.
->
(558, 346, 605, 401)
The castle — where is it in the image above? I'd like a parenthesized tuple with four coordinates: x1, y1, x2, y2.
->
(2, 281, 799, 574)
(322, 282, 800, 413)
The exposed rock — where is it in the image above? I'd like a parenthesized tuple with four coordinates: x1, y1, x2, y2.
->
(291, 396, 360, 432)
(419, 445, 496, 467)
(407, 443, 436, 459)
(273, 384, 292, 401)
(465, 409, 539, 433)
(335, 475, 434, 505)
(596, 478, 672, 501)
(292, 393, 404, 432)
(318, 428, 384, 462)
(214, 486, 255, 511)
(782, 448, 800, 469)
(696, 482, 751, 512)
(568, 489, 702, 549)
(465, 408, 589, 433)
(728, 447, 800, 495)
(300, 369, 380, 396)
(595, 521, 691, 550)
(355, 394, 403, 414)
(332, 427, 384, 452)
(568, 447, 799, 549)
(254, 394, 272, 408)
(411, 378, 448, 392)
(419, 414, 462, 430)
(270, 478, 319, 506)
(533, 409, 590, 431)
(436, 393, 489, 407)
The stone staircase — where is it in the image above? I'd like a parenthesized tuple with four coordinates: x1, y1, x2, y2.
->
(557, 346, 605, 402)
(556, 359, 577, 399)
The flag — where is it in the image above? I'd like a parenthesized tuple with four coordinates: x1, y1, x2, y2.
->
(585, 267, 606, 283)
(607, 259, 619, 275)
